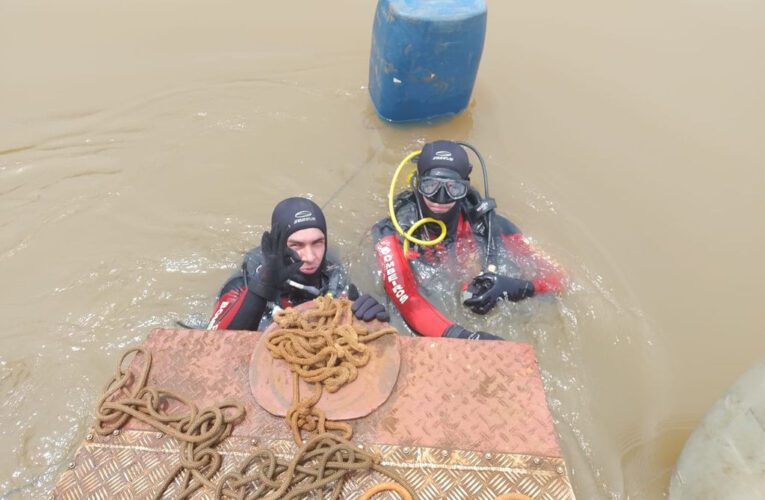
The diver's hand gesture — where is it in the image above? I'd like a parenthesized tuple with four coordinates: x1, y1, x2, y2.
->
(463, 272, 535, 315)
(251, 223, 302, 301)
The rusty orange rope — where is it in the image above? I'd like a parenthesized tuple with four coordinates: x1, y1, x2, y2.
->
(94, 347, 245, 499)
(266, 296, 396, 444)
(360, 481, 414, 500)
(93, 299, 413, 499)
(216, 432, 416, 500)
(94, 346, 414, 499)
(285, 372, 353, 445)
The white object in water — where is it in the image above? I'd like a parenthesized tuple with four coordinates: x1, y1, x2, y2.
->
(669, 358, 765, 499)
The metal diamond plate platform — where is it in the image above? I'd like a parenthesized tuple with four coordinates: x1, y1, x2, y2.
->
(53, 328, 575, 499)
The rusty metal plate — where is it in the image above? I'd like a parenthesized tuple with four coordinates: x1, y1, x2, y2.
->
(54, 328, 574, 498)
(54, 429, 575, 499)
(250, 302, 401, 420)
(120, 329, 561, 456)
(354, 337, 562, 457)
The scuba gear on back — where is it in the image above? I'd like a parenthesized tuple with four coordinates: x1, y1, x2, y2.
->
(455, 141, 498, 273)
(388, 150, 447, 257)
(463, 191, 497, 223)
(389, 141, 498, 269)
(376, 142, 566, 337)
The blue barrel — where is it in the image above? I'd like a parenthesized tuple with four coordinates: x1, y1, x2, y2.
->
(368, 0, 487, 123)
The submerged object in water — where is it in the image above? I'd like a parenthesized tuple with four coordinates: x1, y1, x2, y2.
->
(368, 0, 487, 122)
(670, 358, 765, 499)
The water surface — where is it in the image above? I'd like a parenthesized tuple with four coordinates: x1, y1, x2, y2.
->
(1, 1, 764, 498)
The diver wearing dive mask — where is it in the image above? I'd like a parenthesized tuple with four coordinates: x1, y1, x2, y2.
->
(411, 141, 475, 237)
(372, 140, 567, 341)
(417, 169, 470, 203)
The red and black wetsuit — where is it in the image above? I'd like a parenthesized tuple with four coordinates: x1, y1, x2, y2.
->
(372, 190, 566, 338)
(208, 247, 347, 331)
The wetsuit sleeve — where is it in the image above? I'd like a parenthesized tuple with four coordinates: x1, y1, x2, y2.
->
(207, 277, 268, 331)
(374, 233, 455, 337)
(496, 217, 567, 294)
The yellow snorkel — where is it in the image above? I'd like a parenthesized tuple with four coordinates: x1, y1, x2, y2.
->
(388, 150, 447, 257)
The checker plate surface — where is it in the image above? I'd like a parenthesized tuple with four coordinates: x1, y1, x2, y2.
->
(54, 430, 573, 499)
(53, 328, 574, 499)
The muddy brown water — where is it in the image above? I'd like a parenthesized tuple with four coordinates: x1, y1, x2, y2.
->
(1, 1, 763, 498)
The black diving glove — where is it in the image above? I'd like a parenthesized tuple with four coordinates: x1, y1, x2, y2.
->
(348, 284, 390, 322)
(442, 325, 501, 341)
(251, 223, 302, 301)
(463, 272, 535, 315)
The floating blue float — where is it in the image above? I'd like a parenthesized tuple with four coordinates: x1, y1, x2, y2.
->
(368, 0, 487, 123)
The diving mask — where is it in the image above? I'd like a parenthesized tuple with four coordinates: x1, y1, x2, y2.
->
(417, 168, 470, 202)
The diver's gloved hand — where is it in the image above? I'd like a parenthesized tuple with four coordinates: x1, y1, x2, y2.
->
(442, 325, 502, 341)
(463, 272, 535, 315)
(348, 284, 389, 322)
(251, 223, 302, 301)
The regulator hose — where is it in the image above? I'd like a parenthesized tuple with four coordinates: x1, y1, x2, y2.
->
(388, 150, 446, 257)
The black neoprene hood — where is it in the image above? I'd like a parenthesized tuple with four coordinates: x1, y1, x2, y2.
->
(270, 197, 327, 238)
(417, 140, 472, 179)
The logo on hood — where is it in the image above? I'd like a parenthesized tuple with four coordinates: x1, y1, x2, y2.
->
(433, 150, 454, 161)
(293, 210, 316, 225)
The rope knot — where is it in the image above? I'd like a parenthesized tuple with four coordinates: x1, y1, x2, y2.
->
(265, 297, 396, 445)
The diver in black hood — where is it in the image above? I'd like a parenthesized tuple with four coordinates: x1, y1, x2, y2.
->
(208, 197, 387, 331)
(372, 140, 567, 340)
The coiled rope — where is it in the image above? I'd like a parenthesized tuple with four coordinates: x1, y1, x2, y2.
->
(95, 347, 245, 499)
(265, 295, 397, 444)
(359, 482, 413, 500)
(93, 298, 413, 499)
(220, 296, 412, 499)
(215, 432, 414, 499)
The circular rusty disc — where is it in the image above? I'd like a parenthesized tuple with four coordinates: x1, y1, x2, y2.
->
(249, 301, 401, 420)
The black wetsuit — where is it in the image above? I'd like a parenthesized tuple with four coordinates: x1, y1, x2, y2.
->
(208, 247, 347, 331)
